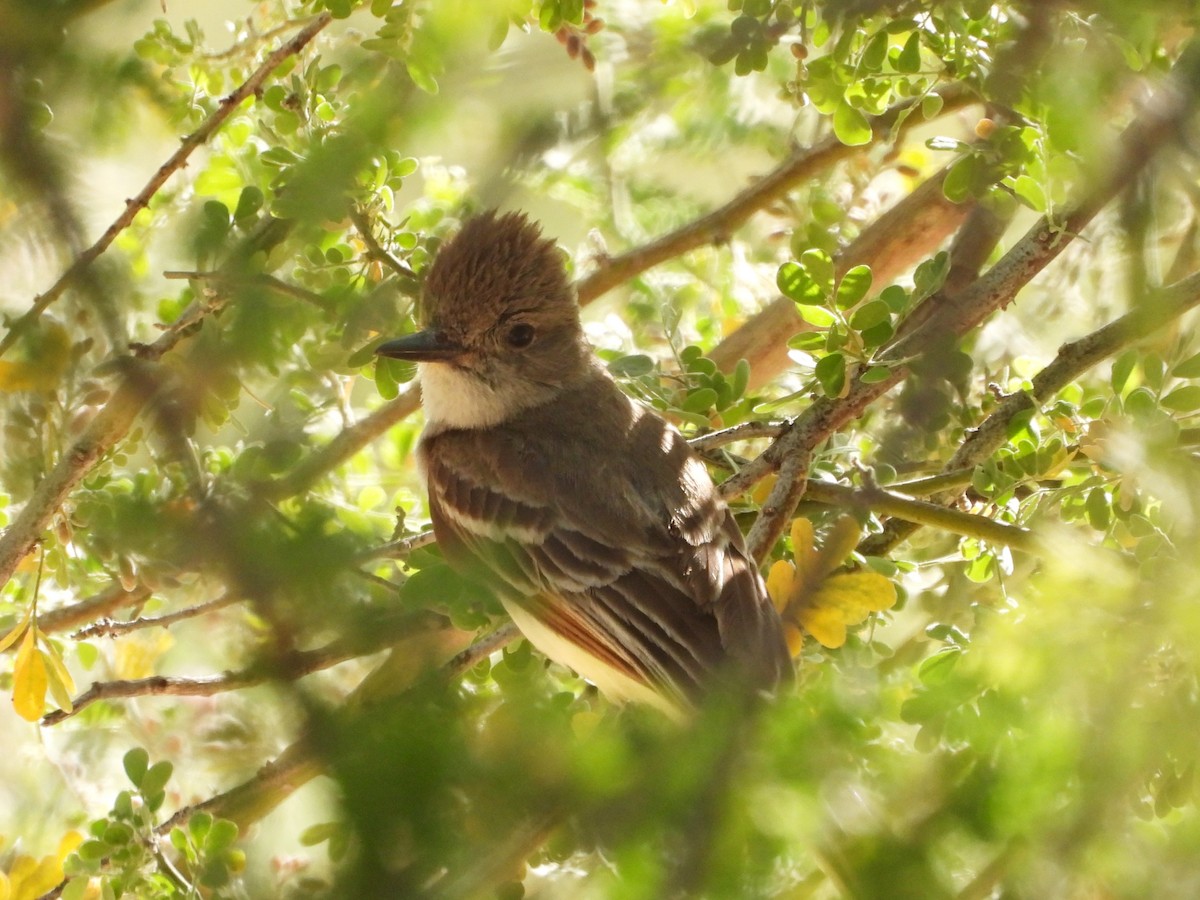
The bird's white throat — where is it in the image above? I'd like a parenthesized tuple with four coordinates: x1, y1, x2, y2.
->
(419, 361, 553, 430)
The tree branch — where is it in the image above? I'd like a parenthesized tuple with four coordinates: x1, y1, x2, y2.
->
(42, 609, 450, 725)
(709, 162, 973, 388)
(802, 480, 1040, 553)
(35, 582, 151, 637)
(0, 218, 292, 591)
(574, 84, 974, 308)
(262, 386, 422, 500)
(861, 267, 1200, 555)
(0, 12, 332, 360)
(735, 47, 1200, 559)
(72, 592, 241, 640)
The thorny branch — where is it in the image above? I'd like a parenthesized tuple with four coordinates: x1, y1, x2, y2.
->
(0, 12, 333, 361)
(739, 44, 1200, 560)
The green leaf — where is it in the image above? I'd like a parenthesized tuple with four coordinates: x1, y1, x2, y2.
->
(124, 748, 149, 787)
(205, 818, 239, 852)
(375, 360, 399, 400)
(140, 760, 174, 798)
(797, 305, 838, 328)
(896, 32, 921, 73)
(1161, 385, 1200, 412)
(833, 100, 873, 146)
(913, 252, 951, 300)
(943, 154, 980, 203)
(681, 387, 719, 413)
(1171, 351, 1200, 378)
(836, 265, 873, 308)
(608, 354, 655, 377)
(777, 261, 825, 304)
(861, 31, 888, 72)
(233, 186, 264, 222)
(787, 331, 826, 351)
(1111, 350, 1138, 393)
(860, 365, 894, 383)
(1011, 174, 1046, 211)
(731, 358, 750, 400)
(921, 92, 944, 119)
(918, 648, 962, 685)
(406, 61, 439, 95)
(815, 352, 846, 396)
(850, 298, 890, 331)
(801, 249, 835, 296)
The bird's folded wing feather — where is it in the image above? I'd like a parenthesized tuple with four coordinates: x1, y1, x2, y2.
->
(423, 427, 788, 703)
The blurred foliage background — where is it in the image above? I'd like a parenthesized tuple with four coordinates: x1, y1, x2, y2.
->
(3, 0, 1200, 897)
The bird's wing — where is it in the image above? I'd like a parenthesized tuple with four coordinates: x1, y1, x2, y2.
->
(422, 421, 789, 706)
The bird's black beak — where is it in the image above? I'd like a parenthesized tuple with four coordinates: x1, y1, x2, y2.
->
(375, 329, 463, 362)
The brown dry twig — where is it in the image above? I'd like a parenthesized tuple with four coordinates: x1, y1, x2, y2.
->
(72, 592, 242, 640)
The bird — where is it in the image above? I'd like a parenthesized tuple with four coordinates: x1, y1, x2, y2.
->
(376, 211, 791, 716)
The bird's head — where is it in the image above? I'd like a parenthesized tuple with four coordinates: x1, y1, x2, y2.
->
(376, 211, 590, 428)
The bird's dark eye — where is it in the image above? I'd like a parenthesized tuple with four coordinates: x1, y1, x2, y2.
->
(505, 323, 536, 349)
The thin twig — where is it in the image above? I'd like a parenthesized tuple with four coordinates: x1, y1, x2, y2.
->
(688, 420, 787, 452)
(801, 481, 1041, 553)
(262, 386, 422, 499)
(733, 48, 1200, 558)
(36, 582, 152, 637)
(0, 12, 333, 360)
(0, 220, 291, 591)
(72, 592, 241, 640)
(360, 529, 438, 561)
(43, 609, 450, 725)
(146, 622, 511, 839)
(708, 161, 973, 388)
(861, 268, 1200, 555)
(162, 270, 336, 313)
(443, 622, 520, 680)
(349, 206, 418, 280)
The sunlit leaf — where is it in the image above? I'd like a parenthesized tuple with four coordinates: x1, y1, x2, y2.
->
(13, 628, 47, 722)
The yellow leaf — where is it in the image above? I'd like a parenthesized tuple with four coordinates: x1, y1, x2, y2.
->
(766, 560, 795, 614)
(796, 605, 850, 649)
(784, 623, 804, 658)
(0, 870, 10, 900)
(0, 319, 71, 394)
(114, 631, 174, 680)
(0, 615, 28, 653)
(12, 629, 47, 722)
(751, 473, 777, 505)
(10, 853, 61, 900)
(813, 514, 862, 580)
(5, 857, 35, 898)
(57, 831, 84, 862)
(795, 570, 897, 649)
(41, 642, 76, 713)
(788, 517, 821, 590)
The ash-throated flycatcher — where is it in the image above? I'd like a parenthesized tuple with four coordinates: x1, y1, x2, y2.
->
(377, 211, 790, 715)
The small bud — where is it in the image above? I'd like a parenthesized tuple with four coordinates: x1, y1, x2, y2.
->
(974, 117, 996, 138)
(791, 43, 807, 59)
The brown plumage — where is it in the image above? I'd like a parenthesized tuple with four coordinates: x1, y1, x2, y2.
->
(378, 211, 790, 715)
